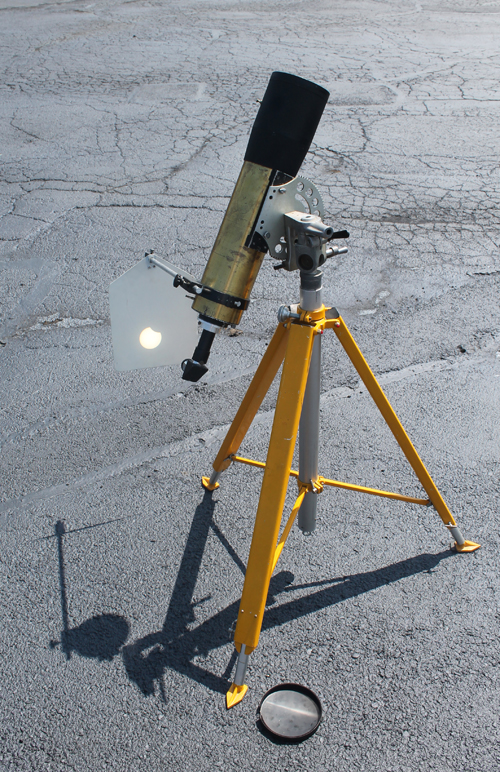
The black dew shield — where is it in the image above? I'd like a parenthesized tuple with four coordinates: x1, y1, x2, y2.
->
(244, 72, 330, 177)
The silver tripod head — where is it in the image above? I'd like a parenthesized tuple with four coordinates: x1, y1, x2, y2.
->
(251, 174, 349, 274)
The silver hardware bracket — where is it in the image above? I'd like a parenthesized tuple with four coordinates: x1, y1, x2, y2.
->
(256, 176, 325, 260)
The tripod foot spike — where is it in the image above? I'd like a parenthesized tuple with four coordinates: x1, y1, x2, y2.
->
(226, 644, 250, 707)
(201, 475, 219, 491)
(226, 682, 248, 709)
(447, 524, 480, 553)
(452, 540, 480, 553)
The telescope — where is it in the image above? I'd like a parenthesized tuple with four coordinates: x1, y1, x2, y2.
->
(109, 72, 348, 377)
(109, 72, 479, 710)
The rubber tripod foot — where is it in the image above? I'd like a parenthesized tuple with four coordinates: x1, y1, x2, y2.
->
(452, 540, 480, 553)
(201, 476, 219, 491)
(226, 683, 248, 709)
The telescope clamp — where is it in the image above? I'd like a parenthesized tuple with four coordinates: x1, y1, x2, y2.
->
(250, 175, 349, 272)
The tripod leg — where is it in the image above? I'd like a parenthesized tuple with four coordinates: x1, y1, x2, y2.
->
(226, 323, 316, 707)
(202, 323, 289, 490)
(329, 316, 479, 552)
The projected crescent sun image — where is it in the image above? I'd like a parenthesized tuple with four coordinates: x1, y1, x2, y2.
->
(139, 327, 162, 349)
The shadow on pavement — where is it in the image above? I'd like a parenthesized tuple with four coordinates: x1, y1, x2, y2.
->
(49, 519, 129, 661)
(121, 490, 454, 699)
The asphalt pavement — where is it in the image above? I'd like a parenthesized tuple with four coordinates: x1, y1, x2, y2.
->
(1, 0, 499, 770)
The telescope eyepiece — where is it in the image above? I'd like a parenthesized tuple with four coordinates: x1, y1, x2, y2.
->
(181, 359, 209, 382)
(181, 327, 216, 382)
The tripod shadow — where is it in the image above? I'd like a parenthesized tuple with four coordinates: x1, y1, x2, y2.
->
(49, 520, 129, 661)
(122, 491, 236, 697)
(122, 489, 454, 699)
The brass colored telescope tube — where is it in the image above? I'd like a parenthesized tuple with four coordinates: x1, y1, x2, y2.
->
(191, 160, 273, 328)
(182, 71, 329, 382)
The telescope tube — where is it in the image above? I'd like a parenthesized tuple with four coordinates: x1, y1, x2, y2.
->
(182, 72, 329, 382)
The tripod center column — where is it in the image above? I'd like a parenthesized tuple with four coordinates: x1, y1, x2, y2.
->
(298, 270, 323, 533)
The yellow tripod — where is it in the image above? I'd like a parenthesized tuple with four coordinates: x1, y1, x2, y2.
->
(202, 303, 479, 708)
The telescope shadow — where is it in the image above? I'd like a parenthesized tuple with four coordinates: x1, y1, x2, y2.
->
(48, 519, 130, 662)
(50, 613, 130, 661)
(122, 491, 454, 699)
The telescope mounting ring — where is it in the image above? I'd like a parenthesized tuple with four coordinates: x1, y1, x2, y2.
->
(256, 176, 325, 260)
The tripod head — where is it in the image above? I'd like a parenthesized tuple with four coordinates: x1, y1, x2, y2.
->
(109, 72, 349, 379)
